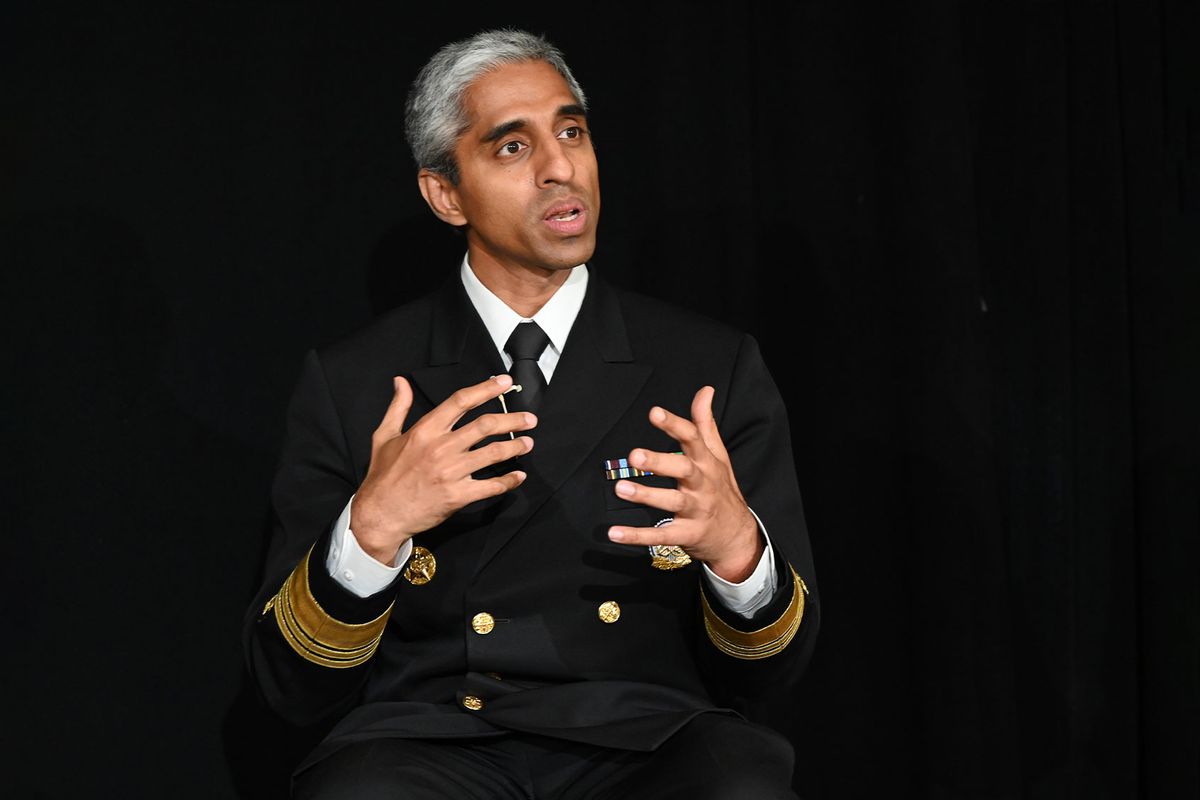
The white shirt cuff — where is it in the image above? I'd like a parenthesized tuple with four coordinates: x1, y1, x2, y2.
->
(700, 507, 778, 619)
(326, 496, 412, 598)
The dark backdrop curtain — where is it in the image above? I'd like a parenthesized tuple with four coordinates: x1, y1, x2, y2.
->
(3, 1, 1196, 797)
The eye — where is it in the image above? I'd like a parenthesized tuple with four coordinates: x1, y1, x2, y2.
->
(558, 126, 582, 140)
(499, 141, 527, 156)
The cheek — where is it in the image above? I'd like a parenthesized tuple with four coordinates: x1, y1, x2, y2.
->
(465, 189, 524, 234)
(489, 184, 531, 223)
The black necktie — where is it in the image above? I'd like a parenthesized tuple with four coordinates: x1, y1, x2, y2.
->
(504, 321, 550, 413)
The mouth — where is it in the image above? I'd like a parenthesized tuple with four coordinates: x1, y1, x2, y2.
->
(542, 200, 589, 236)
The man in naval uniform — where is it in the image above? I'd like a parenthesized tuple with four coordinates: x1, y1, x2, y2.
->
(245, 29, 819, 799)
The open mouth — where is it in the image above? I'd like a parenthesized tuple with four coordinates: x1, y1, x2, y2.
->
(547, 208, 581, 222)
(542, 202, 588, 235)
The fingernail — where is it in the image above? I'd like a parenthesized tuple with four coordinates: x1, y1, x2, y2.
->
(525, 413, 537, 426)
(513, 470, 527, 481)
(629, 450, 646, 467)
(493, 374, 512, 386)
(615, 480, 634, 497)
(520, 436, 534, 451)
(650, 407, 666, 423)
(608, 528, 625, 542)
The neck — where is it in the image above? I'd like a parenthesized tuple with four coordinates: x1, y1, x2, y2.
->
(467, 250, 573, 318)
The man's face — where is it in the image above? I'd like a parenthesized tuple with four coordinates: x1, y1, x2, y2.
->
(443, 60, 600, 276)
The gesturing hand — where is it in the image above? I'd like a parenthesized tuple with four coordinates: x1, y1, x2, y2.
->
(607, 386, 763, 583)
(351, 374, 536, 565)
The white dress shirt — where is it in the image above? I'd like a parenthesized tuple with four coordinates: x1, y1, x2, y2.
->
(326, 258, 778, 618)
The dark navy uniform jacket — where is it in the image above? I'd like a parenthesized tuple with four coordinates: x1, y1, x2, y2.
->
(244, 270, 819, 774)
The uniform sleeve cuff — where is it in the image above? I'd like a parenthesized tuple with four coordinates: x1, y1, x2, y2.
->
(263, 540, 394, 670)
(700, 548, 810, 661)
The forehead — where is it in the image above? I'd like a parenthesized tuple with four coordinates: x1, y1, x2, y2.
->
(460, 60, 580, 130)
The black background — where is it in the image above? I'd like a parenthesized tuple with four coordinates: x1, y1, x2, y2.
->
(3, 1, 1197, 797)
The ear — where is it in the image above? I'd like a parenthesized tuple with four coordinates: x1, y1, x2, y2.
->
(418, 169, 468, 227)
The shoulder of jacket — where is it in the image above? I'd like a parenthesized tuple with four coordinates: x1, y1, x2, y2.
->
(611, 286, 750, 355)
(316, 293, 435, 361)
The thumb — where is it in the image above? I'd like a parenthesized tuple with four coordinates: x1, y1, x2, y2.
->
(377, 376, 413, 438)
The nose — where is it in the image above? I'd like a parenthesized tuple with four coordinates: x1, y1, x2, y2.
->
(535, 139, 575, 187)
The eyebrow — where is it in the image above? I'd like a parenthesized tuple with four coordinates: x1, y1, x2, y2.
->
(479, 105, 589, 144)
(481, 119, 528, 144)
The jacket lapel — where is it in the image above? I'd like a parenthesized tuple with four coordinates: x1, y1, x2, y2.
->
(469, 272, 653, 578)
(409, 278, 507, 423)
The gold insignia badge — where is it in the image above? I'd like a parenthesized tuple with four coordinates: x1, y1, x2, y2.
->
(403, 545, 437, 585)
(649, 517, 692, 570)
(649, 544, 693, 570)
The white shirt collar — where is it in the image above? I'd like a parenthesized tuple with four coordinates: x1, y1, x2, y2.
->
(459, 256, 588, 360)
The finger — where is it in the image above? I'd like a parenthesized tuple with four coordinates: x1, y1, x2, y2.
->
(626, 449, 692, 480)
(462, 436, 534, 474)
(613, 481, 686, 513)
(375, 376, 414, 439)
(647, 405, 707, 458)
(462, 469, 528, 502)
(432, 374, 514, 430)
(451, 410, 538, 449)
(608, 522, 694, 547)
(690, 386, 730, 462)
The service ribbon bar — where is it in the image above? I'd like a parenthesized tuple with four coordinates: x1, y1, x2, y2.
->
(602, 452, 683, 481)
(604, 458, 653, 480)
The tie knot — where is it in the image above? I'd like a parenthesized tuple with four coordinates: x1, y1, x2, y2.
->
(505, 321, 550, 362)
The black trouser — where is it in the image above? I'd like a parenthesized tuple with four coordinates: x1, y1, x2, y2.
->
(294, 714, 798, 800)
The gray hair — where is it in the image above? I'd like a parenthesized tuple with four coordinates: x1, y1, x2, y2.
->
(404, 29, 588, 184)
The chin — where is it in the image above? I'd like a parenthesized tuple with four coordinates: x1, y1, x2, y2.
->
(545, 239, 596, 270)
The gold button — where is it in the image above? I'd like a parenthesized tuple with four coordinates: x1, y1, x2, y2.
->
(598, 600, 621, 623)
(403, 545, 437, 585)
(462, 695, 483, 711)
(471, 612, 495, 634)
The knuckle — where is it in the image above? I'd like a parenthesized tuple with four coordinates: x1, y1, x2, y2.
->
(431, 462, 455, 485)
(452, 391, 473, 413)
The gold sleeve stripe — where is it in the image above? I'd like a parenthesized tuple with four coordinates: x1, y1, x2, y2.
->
(701, 567, 807, 660)
(268, 547, 393, 669)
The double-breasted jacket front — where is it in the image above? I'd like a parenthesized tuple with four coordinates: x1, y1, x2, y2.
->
(244, 270, 819, 770)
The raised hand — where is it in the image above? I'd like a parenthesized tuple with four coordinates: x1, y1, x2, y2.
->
(608, 386, 763, 582)
(351, 374, 536, 565)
